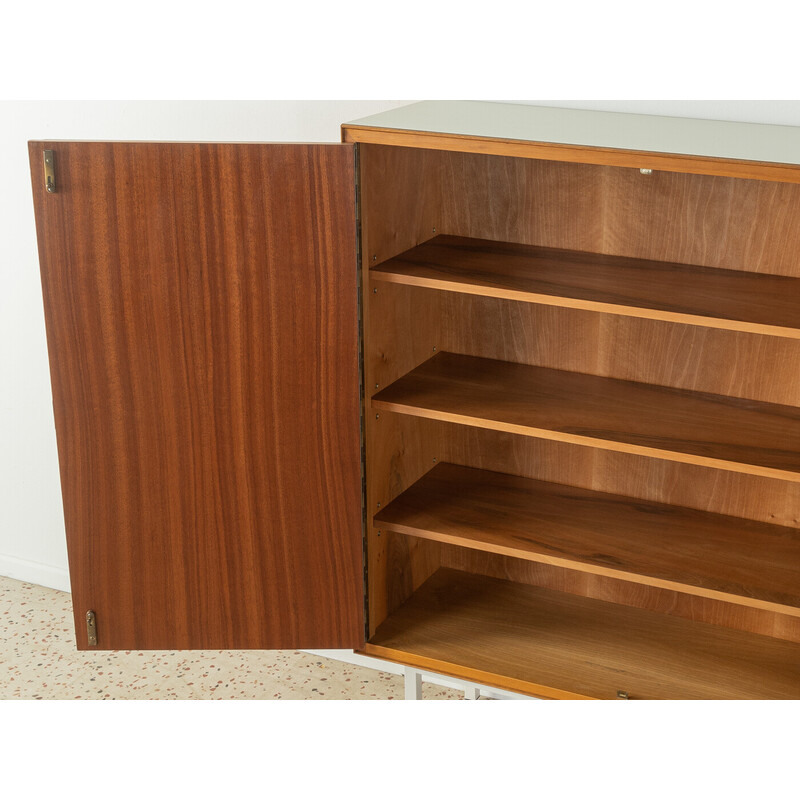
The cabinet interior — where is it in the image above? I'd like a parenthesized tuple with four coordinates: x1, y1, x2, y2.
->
(358, 142, 800, 698)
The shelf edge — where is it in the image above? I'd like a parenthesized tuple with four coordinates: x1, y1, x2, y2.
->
(371, 398, 800, 484)
(361, 642, 593, 700)
(370, 269, 800, 340)
(374, 519, 800, 618)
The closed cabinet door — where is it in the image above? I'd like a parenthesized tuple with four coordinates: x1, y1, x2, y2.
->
(29, 142, 364, 650)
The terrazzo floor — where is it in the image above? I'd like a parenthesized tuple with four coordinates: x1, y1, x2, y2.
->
(0, 576, 464, 700)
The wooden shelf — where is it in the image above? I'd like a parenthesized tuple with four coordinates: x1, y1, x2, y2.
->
(371, 235, 800, 339)
(371, 352, 800, 482)
(364, 569, 800, 699)
(375, 463, 800, 616)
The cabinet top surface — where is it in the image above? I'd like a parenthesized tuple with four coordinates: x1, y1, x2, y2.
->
(344, 100, 800, 168)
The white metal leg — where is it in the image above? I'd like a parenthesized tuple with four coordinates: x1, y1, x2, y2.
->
(402, 667, 489, 700)
(404, 666, 422, 700)
(464, 684, 481, 700)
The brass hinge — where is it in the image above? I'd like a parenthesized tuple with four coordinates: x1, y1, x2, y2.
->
(43, 150, 56, 193)
(616, 689, 630, 700)
(86, 610, 98, 646)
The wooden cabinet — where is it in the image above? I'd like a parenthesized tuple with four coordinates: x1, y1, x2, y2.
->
(29, 101, 800, 698)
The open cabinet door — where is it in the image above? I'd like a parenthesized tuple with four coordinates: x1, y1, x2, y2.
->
(29, 142, 364, 650)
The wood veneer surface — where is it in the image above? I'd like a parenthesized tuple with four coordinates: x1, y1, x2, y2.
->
(375, 463, 800, 616)
(359, 143, 800, 651)
(358, 143, 451, 634)
(372, 352, 800, 482)
(359, 144, 800, 643)
(30, 141, 364, 650)
(373, 235, 800, 338)
(366, 569, 800, 699)
(358, 146, 800, 278)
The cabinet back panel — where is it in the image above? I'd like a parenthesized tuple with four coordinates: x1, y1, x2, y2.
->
(438, 151, 800, 276)
(438, 544, 800, 644)
(362, 144, 800, 276)
(441, 427, 800, 532)
(368, 285, 800, 411)
(601, 169, 800, 275)
(439, 295, 800, 408)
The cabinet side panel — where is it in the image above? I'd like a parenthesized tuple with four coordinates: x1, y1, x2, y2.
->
(359, 144, 447, 265)
(360, 146, 448, 633)
(30, 142, 364, 650)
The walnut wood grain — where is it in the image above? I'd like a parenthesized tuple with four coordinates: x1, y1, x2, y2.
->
(365, 568, 800, 699)
(357, 143, 450, 634)
(372, 235, 800, 339)
(358, 144, 446, 267)
(372, 352, 800, 482)
(30, 141, 364, 651)
(360, 146, 800, 277)
(362, 285, 445, 633)
(439, 294, 800, 409)
(375, 463, 800, 616)
(359, 144, 800, 646)
(438, 542, 800, 645)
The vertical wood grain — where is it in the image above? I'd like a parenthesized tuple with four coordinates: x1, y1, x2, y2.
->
(433, 150, 800, 276)
(30, 142, 364, 650)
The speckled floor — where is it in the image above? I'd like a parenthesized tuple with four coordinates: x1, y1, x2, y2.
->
(0, 576, 465, 700)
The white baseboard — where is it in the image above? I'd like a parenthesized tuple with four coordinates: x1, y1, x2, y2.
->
(0, 553, 70, 593)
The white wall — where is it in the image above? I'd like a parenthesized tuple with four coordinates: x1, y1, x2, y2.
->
(2, 99, 800, 592)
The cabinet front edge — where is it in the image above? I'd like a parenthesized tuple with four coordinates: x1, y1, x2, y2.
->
(359, 643, 593, 700)
(341, 124, 800, 184)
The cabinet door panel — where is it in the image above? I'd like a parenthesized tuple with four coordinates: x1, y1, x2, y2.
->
(29, 142, 364, 650)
